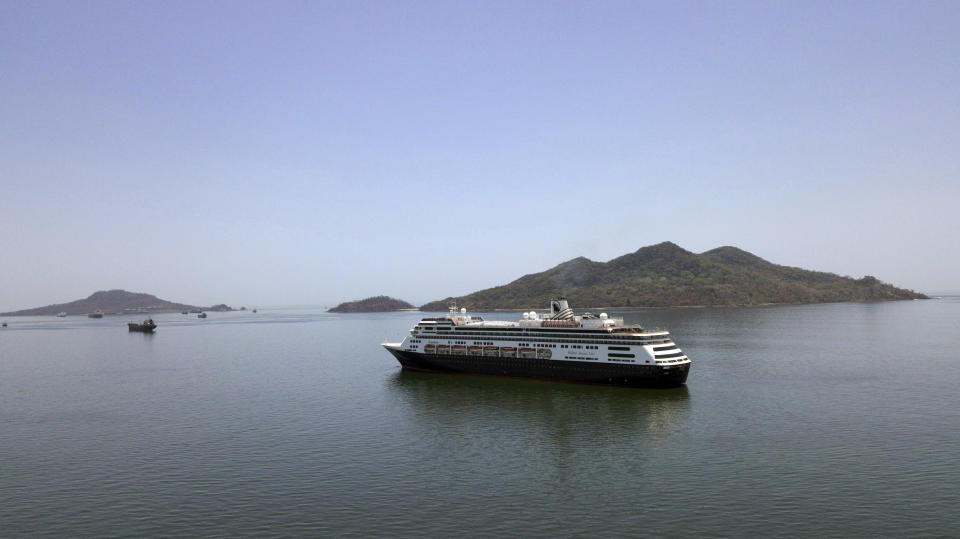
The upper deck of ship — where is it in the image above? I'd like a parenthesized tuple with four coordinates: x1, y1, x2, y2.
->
(413, 298, 669, 336)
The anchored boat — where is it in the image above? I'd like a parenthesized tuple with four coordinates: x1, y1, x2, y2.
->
(127, 318, 157, 333)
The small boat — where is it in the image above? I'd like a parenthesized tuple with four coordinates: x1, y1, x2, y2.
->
(181, 311, 188, 315)
(197, 312, 207, 318)
(468, 345, 483, 355)
(1, 322, 7, 328)
(252, 309, 257, 313)
(483, 346, 499, 356)
(452, 345, 467, 355)
(128, 318, 157, 333)
(189, 309, 202, 314)
(424, 344, 436, 354)
(87, 310, 104, 319)
(56, 312, 67, 317)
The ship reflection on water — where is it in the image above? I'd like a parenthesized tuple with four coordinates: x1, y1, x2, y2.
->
(387, 370, 691, 445)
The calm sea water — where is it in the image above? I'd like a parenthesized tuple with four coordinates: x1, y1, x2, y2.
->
(1, 299, 958, 537)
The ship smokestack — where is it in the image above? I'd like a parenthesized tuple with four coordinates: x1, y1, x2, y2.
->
(550, 297, 574, 320)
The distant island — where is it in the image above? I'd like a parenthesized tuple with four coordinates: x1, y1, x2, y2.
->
(0, 290, 234, 316)
(420, 242, 927, 311)
(328, 296, 415, 313)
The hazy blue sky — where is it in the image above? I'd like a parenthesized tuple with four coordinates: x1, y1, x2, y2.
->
(2, 1, 958, 311)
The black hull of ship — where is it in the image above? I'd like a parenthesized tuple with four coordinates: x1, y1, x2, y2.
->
(386, 349, 688, 388)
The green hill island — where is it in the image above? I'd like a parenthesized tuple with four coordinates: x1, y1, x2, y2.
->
(328, 296, 416, 313)
(1, 289, 233, 316)
(419, 241, 927, 311)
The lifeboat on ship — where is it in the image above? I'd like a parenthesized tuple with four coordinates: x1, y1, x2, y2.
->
(424, 344, 436, 354)
(519, 347, 536, 358)
(452, 345, 466, 355)
(436, 344, 450, 354)
(484, 346, 499, 356)
(501, 346, 517, 358)
(468, 346, 482, 355)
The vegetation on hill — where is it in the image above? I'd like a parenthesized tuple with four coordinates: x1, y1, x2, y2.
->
(328, 296, 415, 313)
(420, 242, 927, 311)
(1, 289, 233, 316)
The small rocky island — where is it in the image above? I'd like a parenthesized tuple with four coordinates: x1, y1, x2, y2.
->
(0, 290, 234, 316)
(328, 296, 415, 313)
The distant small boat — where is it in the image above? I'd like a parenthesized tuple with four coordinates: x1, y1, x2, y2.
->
(56, 312, 67, 317)
(252, 309, 257, 313)
(128, 318, 157, 333)
(189, 309, 202, 314)
(1, 322, 7, 328)
(197, 312, 207, 318)
(181, 311, 188, 315)
(87, 310, 104, 319)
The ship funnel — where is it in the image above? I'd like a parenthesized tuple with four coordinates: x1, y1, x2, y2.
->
(549, 297, 574, 320)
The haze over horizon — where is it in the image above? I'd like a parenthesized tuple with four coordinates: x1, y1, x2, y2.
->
(3, 2, 958, 312)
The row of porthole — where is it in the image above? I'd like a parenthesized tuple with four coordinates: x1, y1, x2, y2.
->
(421, 355, 659, 372)
(421, 351, 664, 366)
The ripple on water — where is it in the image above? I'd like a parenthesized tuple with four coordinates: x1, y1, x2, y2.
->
(1, 303, 959, 536)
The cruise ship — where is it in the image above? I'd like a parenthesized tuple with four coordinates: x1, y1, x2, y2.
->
(382, 298, 690, 388)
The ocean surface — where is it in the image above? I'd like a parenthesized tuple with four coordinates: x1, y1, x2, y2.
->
(1, 299, 958, 537)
